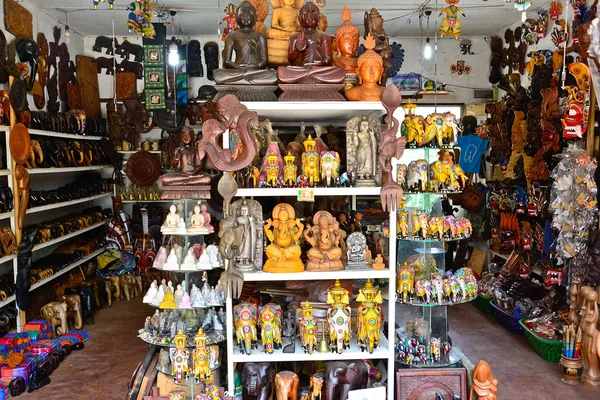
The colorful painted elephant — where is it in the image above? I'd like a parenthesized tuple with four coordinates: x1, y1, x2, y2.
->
(442, 112, 459, 146)
(398, 210, 409, 238)
(425, 113, 445, 147)
(444, 216, 457, 238)
(430, 337, 441, 362)
(259, 303, 283, 353)
(412, 210, 428, 239)
(429, 150, 467, 191)
(357, 303, 381, 353)
(432, 276, 444, 305)
(327, 305, 351, 354)
(406, 159, 429, 191)
(414, 280, 427, 303)
(402, 114, 425, 148)
(457, 217, 473, 237)
(450, 278, 462, 303)
(443, 279, 452, 302)
(233, 302, 258, 355)
(299, 315, 318, 355)
(397, 263, 415, 303)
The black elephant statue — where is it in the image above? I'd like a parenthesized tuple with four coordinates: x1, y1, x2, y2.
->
(242, 362, 275, 400)
(92, 36, 119, 55)
(325, 361, 368, 400)
(96, 57, 115, 75)
(117, 41, 143, 62)
(119, 59, 143, 80)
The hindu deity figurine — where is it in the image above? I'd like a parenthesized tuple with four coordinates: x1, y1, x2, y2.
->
(188, 205, 209, 234)
(172, 330, 190, 383)
(346, 232, 369, 270)
(345, 34, 386, 101)
(221, 3, 238, 42)
(364, 8, 391, 79)
(213, 1, 278, 101)
(231, 198, 263, 272)
(357, 279, 383, 353)
(320, 150, 340, 187)
(326, 280, 351, 354)
(264, 203, 304, 273)
(277, 2, 345, 100)
(334, 5, 360, 89)
(397, 262, 415, 303)
(192, 328, 211, 383)
(266, 0, 303, 65)
(283, 152, 297, 187)
(265, 151, 280, 187)
(346, 116, 381, 187)
(439, 0, 465, 39)
(161, 126, 211, 199)
(301, 136, 320, 186)
(299, 301, 318, 354)
(199, 203, 214, 233)
(304, 211, 344, 272)
(259, 303, 283, 353)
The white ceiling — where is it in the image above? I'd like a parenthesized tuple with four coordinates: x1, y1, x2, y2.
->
(32, 0, 552, 38)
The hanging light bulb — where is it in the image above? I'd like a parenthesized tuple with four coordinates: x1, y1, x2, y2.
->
(168, 42, 179, 66)
(521, 11, 527, 22)
(423, 37, 432, 60)
(64, 12, 70, 44)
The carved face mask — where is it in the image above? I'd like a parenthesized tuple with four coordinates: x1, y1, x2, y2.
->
(187, 40, 203, 78)
(544, 267, 563, 288)
(563, 90, 585, 139)
(203, 42, 219, 81)
(16, 39, 39, 91)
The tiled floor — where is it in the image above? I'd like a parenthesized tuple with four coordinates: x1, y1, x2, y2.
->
(16, 298, 600, 399)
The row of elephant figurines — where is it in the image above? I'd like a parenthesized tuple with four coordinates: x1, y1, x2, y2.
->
(241, 361, 369, 400)
(402, 112, 460, 149)
(398, 212, 472, 241)
(398, 158, 468, 194)
(95, 56, 144, 79)
(397, 267, 478, 305)
(169, 345, 218, 386)
(233, 303, 382, 356)
(396, 336, 452, 365)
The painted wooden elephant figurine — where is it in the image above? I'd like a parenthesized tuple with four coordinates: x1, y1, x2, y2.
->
(107, 276, 121, 300)
(242, 362, 275, 400)
(327, 304, 351, 354)
(401, 114, 425, 148)
(275, 371, 299, 400)
(40, 301, 68, 336)
(62, 294, 83, 330)
(259, 303, 283, 353)
(357, 303, 381, 354)
(396, 263, 414, 303)
(406, 159, 428, 191)
(233, 302, 258, 355)
(324, 361, 368, 400)
(120, 274, 136, 301)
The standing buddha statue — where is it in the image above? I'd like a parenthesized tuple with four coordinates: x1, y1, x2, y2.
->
(266, 0, 304, 65)
(334, 5, 360, 89)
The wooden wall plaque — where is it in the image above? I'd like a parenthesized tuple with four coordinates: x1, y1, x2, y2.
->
(4, 0, 33, 39)
(116, 71, 136, 100)
(76, 55, 101, 118)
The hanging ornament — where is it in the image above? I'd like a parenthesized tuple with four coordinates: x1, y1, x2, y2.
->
(439, 0, 465, 39)
(551, 19, 569, 47)
(93, 0, 114, 9)
(549, 1, 563, 20)
(126, 0, 156, 38)
(451, 60, 471, 75)
(220, 3, 238, 42)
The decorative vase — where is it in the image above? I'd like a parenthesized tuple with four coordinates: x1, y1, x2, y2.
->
(560, 356, 583, 385)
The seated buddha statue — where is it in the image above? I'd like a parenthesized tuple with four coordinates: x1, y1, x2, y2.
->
(345, 34, 386, 101)
(304, 211, 344, 271)
(277, 2, 345, 84)
(266, 0, 303, 65)
(333, 5, 360, 88)
(213, 1, 277, 85)
(264, 203, 304, 273)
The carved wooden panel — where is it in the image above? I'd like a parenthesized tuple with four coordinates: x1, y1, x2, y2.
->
(67, 83, 83, 110)
(76, 55, 101, 118)
(116, 72, 136, 100)
(4, 0, 32, 39)
(396, 368, 467, 400)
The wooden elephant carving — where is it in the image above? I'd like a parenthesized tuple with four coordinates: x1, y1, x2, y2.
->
(325, 361, 368, 400)
(120, 274, 136, 301)
(134, 275, 143, 297)
(62, 294, 83, 330)
(275, 371, 299, 400)
(40, 301, 68, 336)
(242, 362, 275, 400)
(107, 276, 121, 300)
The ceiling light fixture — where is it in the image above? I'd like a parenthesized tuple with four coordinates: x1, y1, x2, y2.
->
(168, 11, 179, 66)
(64, 11, 70, 44)
(423, 10, 433, 60)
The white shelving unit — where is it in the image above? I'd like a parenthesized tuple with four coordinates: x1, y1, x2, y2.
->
(32, 219, 109, 252)
(236, 186, 381, 198)
(27, 165, 111, 174)
(27, 192, 112, 214)
(27, 129, 105, 141)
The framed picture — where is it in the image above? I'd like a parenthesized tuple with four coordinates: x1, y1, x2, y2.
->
(145, 66, 165, 88)
(145, 89, 165, 110)
(396, 368, 467, 400)
(144, 45, 164, 65)
(175, 74, 188, 91)
(391, 73, 422, 91)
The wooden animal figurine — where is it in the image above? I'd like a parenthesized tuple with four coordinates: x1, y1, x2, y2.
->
(172, 330, 190, 384)
(470, 361, 498, 400)
(192, 329, 211, 384)
(107, 276, 121, 300)
(356, 279, 382, 353)
(326, 280, 351, 354)
(62, 294, 83, 330)
(275, 371, 299, 400)
(134, 275, 143, 297)
(241, 362, 275, 400)
(233, 302, 258, 355)
(324, 361, 368, 400)
(299, 301, 318, 355)
(396, 263, 414, 303)
(120, 274, 136, 301)
(40, 301, 68, 336)
(259, 303, 283, 353)
(301, 373, 324, 400)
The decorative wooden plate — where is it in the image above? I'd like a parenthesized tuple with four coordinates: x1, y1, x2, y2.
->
(116, 72, 136, 100)
(4, 0, 33, 40)
(9, 79, 28, 112)
(9, 123, 30, 164)
(126, 151, 161, 187)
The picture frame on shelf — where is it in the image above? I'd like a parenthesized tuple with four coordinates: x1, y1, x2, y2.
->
(390, 73, 421, 91)
(396, 368, 467, 400)
(145, 66, 165, 88)
(144, 45, 164, 65)
(145, 89, 166, 110)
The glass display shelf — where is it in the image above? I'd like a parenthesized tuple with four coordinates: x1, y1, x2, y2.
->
(396, 296, 477, 307)
(138, 329, 226, 347)
(156, 365, 221, 388)
(397, 347, 463, 368)
(397, 236, 470, 243)
(148, 303, 224, 310)
(403, 191, 463, 196)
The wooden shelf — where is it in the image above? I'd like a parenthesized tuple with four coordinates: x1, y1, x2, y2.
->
(0, 170, 11, 176)
(118, 150, 161, 154)
(27, 193, 111, 214)
(235, 187, 381, 197)
(27, 165, 111, 174)
(29, 248, 106, 291)
(32, 220, 108, 252)
(27, 129, 105, 141)
(0, 255, 16, 264)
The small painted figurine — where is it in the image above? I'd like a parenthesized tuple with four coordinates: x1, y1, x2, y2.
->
(326, 280, 351, 354)
(397, 262, 415, 303)
(439, 0, 465, 39)
(320, 150, 340, 187)
(266, 151, 280, 187)
(221, 3, 238, 42)
(357, 279, 383, 353)
(172, 330, 190, 384)
(429, 337, 441, 362)
(233, 302, 258, 355)
(304, 211, 344, 272)
(299, 301, 318, 355)
(259, 303, 283, 353)
(302, 136, 320, 187)
(192, 328, 211, 384)
(283, 152, 297, 187)
(411, 210, 428, 240)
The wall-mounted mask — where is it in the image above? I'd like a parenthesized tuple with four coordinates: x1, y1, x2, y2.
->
(460, 39, 473, 55)
(15, 39, 38, 91)
(187, 40, 203, 77)
(203, 41, 219, 81)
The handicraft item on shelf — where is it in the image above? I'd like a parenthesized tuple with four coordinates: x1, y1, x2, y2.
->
(264, 203, 304, 273)
(192, 328, 211, 383)
(266, 0, 303, 65)
(364, 8, 391, 80)
(221, 3, 238, 42)
(326, 280, 351, 354)
(277, 2, 345, 101)
(320, 150, 340, 187)
(325, 361, 368, 400)
(283, 152, 297, 186)
(429, 150, 468, 192)
(346, 232, 369, 270)
(302, 135, 320, 186)
(304, 210, 344, 272)
(76, 56, 102, 118)
(233, 302, 258, 355)
(397, 263, 415, 303)
(172, 330, 190, 384)
(187, 40, 203, 77)
(203, 42, 219, 81)
(126, 0, 156, 38)
(299, 301, 317, 355)
(242, 363, 275, 400)
(581, 287, 600, 389)
(357, 279, 383, 353)
(213, 1, 278, 101)
(275, 371, 299, 400)
(259, 303, 283, 353)
(345, 34, 386, 101)
(346, 115, 381, 187)
(34, 33, 48, 109)
(470, 361, 498, 400)
(14, 39, 38, 93)
(249, 0, 268, 34)
(230, 198, 263, 272)
(562, 62, 590, 139)
(334, 5, 360, 89)
(440, 0, 464, 38)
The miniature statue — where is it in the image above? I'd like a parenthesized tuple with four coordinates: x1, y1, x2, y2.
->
(160, 285, 177, 309)
(398, 209, 409, 238)
(282, 309, 297, 352)
(174, 284, 184, 305)
(259, 303, 283, 353)
(192, 287, 206, 308)
(40, 301, 68, 337)
(302, 136, 320, 186)
(356, 279, 383, 353)
(430, 337, 441, 362)
(334, 5, 360, 89)
(440, 0, 465, 39)
(192, 328, 211, 383)
(260, 140, 285, 185)
(429, 149, 468, 192)
(188, 205, 209, 233)
(346, 116, 381, 187)
(364, 8, 391, 79)
(373, 254, 385, 270)
(346, 232, 369, 270)
(221, 3, 238, 42)
(277, 2, 345, 100)
(233, 302, 258, 355)
(581, 287, 600, 389)
(266, 0, 303, 65)
(470, 361, 498, 400)
(302, 373, 324, 400)
(249, 0, 269, 34)
(161, 205, 183, 233)
(397, 262, 415, 303)
(199, 203, 214, 233)
(304, 211, 344, 272)
(299, 301, 318, 354)
(275, 371, 299, 400)
(172, 330, 190, 384)
(266, 151, 280, 187)
(264, 203, 304, 273)
(283, 152, 297, 186)
(345, 34, 386, 101)
(230, 198, 263, 272)
(320, 150, 340, 187)
(326, 280, 351, 354)
(143, 280, 158, 304)
(152, 285, 165, 307)
(179, 292, 192, 309)
(242, 363, 276, 400)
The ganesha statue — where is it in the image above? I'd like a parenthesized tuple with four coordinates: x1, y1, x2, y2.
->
(264, 203, 304, 273)
(357, 279, 383, 353)
(259, 303, 283, 353)
(304, 211, 344, 272)
(326, 280, 351, 354)
(397, 263, 415, 303)
(233, 302, 258, 355)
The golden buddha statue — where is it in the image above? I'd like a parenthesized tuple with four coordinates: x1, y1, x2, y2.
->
(345, 34, 386, 101)
(249, 0, 269, 34)
(264, 203, 305, 272)
(266, 0, 304, 65)
(159, 286, 177, 309)
(304, 210, 344, 271)
(334, 5, 360, 89)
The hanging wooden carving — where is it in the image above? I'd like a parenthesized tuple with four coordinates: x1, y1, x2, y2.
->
(33, 33, 48, 110)
(116, 71, 136, 100)
(4, 0, 32, 40)
(58, 43, 69, 101)
(46, 27, 60, 114)
(76, 55, 101, 118)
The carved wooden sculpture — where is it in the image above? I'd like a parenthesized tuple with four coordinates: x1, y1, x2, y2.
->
(34, 33, 48, 110)
(275, 371, 299, 400)
(46, 27, 60, 114)
(470, 361, 498, 400)
(4, 0, 33, 39)
(581, 287, 600, 389)
(40, 301, 68, 336)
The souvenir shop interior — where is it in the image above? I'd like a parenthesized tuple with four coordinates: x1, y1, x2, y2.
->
(0, 0, 597, 399)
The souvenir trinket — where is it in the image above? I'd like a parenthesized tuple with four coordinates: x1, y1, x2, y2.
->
(304, 211, 344, 272)
(203, 42, 219, 81)
(363, 8, 391, 79)
(346, 232, 370, 270)
(275, 371, 299, 400)
(326, 280, 351, 354)
(334, 5, 360, 88)
(283, 152, 297, 187)
(242, 363, 275, 399)
(264, 203, 304, 273)
(451, 60, 471, 75)
(230, 199, 263, 272)
(172, 330, 189, 384)
(439, 0, 465, 38)
(302, 136, 320, 187)
(397, 263, 415, 303)
(320, 150, 340, 187)
(259, 303, 283, 353)
(345, 34, 386, 101)
(299, 301, 317, 354)
(429, 150, 468, 192)
(356, 279, 383, 353)
(221, 3, 238, 42)
(562, 63, 590, 139)
(266, 0, 303, 65)
(192, 328, 211, 383)
(233, 302, 258, 355)
(346, 116, 381, 187)
(126, 0, 156, 38)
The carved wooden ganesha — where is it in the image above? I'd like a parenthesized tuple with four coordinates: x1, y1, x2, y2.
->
(304, 211, 344, 272)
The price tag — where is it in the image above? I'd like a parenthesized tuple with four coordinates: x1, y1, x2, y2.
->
(297, 188, 315, 202)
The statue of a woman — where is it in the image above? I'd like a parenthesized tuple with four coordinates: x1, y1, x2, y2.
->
(235, 200, 257, 271)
